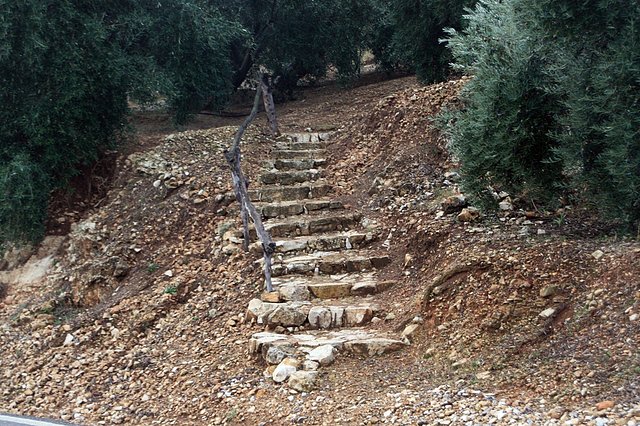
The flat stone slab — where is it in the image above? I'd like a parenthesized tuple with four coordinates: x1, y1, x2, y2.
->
(272, 149, 327, 160)
(271, 158, 327, 171)
(249, 329, 407, 360)
(248, 182, 331, 202)
(271, 273, 395, 299)
(283, 132, 331, 143)
(276, 141, 328, 151)
(268, 250, 392, 277)
(260, 169, 321, 185)
(250, 231, 373, 255)
(256, 199, 344, 219)
(246, 299, 380, 329)
(258, 211, 362, 238)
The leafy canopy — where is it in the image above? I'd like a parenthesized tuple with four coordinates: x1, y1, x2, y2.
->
(0, 0, 239, 244)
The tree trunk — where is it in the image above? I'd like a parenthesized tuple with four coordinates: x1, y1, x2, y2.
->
(260, 73, 280, 136)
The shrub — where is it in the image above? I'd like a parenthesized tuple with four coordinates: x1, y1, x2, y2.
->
(442, 0, 640, 231)
(0, 155, 50, 244)
(442, 0, 563, 206)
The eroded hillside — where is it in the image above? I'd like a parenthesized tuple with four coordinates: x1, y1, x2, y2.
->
(1, 77, 638, 425)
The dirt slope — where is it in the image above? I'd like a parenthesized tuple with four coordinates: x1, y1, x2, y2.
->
(0, 76, 638, 425)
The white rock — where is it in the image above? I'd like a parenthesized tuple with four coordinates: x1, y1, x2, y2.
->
(307, 345, 336, 366)
(499, 200, 513, 211)
(592, 250, 604, 260)
(303, 360, 320, 371)
(308, 307, 332, 329)
(539, 308, 557, 319)
(344, 306, 373, 326)
(402, 323, 420, 341)
(63, 334, 75, 346)
(245, 299, 277, 324)
(110, 327, 121, 339)
(163, 270, 173, 277)
(278, 284, 311, 302)
(273, 362, 297, 383)
(288, 371, 318, 392)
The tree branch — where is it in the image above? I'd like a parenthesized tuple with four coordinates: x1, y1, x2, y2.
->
(224, 78, 276, 292)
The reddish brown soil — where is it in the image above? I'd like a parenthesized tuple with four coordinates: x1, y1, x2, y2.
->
(1, 76, 638, 425)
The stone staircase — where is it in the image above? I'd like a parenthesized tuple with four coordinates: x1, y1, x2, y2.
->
(243, 132, 408, 391)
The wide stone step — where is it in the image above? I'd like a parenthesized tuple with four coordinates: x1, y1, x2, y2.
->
(271, 273, 396, 300)
(247, 182, 331, 202)
(256, 199, 344, 219)
(250, 231, 373, 255)
(270, 159, 327, 171)
(273, 231, 374, 254)
(273, 149, 327, 160)
(249, 329, 407, 362)
(260, 169, 321, 185)
(284, 132, 331, 143)
(258, 211, 362, 238)
(269, 250, 392, 277)
(246, 299, 380, 329)
(276, 141, 328, 151)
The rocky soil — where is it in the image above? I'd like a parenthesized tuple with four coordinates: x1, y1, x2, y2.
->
(1, 76, 638, 425)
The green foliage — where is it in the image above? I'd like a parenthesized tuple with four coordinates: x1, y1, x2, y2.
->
(147, 263, 160, 274)
(544, 0, 640, 228)
(0, 155, 49, 244)
(442, 0, 563, 205)
(0, 0, 130, 244)
(442, 0, 640, 230)
(219, 0, 383, 92)
(0, 0, 238, 245)
(163, 285, 178, 296)
(388, 0, 477, 82)
(145, 1, 239, 123)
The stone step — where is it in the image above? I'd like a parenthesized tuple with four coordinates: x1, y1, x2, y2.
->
(260, 169, 321, 185)
(249, 329, 407, 363)
(271, 273, 396, 300)
(258, 211, 362, 238)
(276, 141, 328, 151)
(250, 231, 374, 255)
(269, 158, 327, 171)
(256, 199, 344, 219)
(247, 182, 331, 202)
(246, 299, 380, 329)
(269, 250, 392, 277)
(284, 132, 331, 143)
(274, 231, 374, 254)
(272, 149, 327, 160)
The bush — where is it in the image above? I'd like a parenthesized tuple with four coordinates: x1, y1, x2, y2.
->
(442, 0, 640, 231)
(0, 1, 129, 244)
(0, 155, 50, 244)
(442, 0, 563, 205)
(547, 1, 640, 228)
